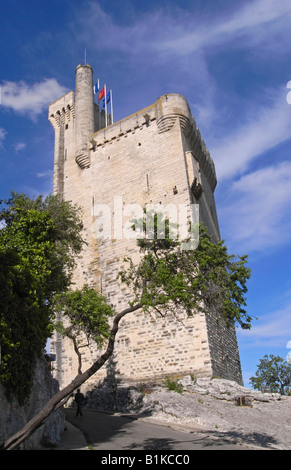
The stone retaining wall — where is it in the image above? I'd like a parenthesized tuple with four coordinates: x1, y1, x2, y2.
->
(0, 357, 65, 449)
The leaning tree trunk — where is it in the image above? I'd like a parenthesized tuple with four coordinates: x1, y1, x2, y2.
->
(1, 303, 141, 451)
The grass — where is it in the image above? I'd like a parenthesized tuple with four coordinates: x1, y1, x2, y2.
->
(164, 376, 183, 394)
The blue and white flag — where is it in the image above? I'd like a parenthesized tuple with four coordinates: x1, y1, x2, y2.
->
(93, 80, 100, 95)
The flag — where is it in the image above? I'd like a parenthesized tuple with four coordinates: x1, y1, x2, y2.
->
(105, 91, 111, 104)
(101, 92, 111, 109)
(98, 86, 105, 102)
(93, 82, 99, 94)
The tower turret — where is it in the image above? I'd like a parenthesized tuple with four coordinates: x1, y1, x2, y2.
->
(74, 64, 94, 169)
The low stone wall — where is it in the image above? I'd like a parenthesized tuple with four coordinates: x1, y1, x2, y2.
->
(0, 357, 65, 449)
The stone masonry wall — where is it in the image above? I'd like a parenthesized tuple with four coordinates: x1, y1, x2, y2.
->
(49, 85, 243, 389)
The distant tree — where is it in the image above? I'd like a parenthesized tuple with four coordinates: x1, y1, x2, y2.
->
(1, 211, 253, 450)
(250, 355, 291, 395)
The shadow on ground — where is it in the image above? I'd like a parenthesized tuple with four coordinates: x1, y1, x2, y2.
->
(64, 408, 279, 450)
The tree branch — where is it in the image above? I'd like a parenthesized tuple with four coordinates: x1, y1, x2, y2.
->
(66, 331, 83, 375)
(1, 302, 142, 451)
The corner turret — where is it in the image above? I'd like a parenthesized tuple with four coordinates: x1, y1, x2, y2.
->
(74, 64, 95, 169)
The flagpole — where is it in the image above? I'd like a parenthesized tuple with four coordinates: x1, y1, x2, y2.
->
(105, 84, 107, 127)
(110, 89, 114, 124)
(97, 79, 100, 130)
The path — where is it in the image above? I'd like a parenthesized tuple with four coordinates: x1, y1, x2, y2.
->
(63, 408, 252, 451)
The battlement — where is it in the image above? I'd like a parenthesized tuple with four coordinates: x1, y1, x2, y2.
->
(90, 94, 217, 191)
(48, 90, 75, 129)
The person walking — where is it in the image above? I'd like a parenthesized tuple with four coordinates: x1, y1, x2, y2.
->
(74, 389, 85, 418)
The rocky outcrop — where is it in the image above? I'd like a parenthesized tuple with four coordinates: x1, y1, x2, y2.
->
(177, 376, 283, 402)
(0, 357, 65, 449)
(71, 376, 290, 450)
(74, 376, 285, 414)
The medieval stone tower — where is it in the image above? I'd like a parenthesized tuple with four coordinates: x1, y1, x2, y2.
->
(48, 63, 243, 389)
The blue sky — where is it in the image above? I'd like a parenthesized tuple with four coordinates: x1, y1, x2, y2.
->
(1, 0, 291, 387)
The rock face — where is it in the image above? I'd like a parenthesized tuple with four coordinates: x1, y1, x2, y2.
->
(72, 376, 290, 450)
(74, 376, 284, 414)
(0, 357, 65, 449)
(177, 376, 283, 402)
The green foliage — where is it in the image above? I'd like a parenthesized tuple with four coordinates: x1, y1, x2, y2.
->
(250, 355, 291, 395)
(164, 376, 183, 394)
(119, 215, 253, 330)
(0, 197, 253, 408)
(0, 192, 84, 404)
(53, 285, 115, 349)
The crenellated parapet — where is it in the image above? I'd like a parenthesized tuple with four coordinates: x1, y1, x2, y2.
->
(48, 91, 75, 196)
(155, 94, 190, 133)
(155, 95, 217, 191)
(89, 94, 217, 191)
(48, 91, 75, 130)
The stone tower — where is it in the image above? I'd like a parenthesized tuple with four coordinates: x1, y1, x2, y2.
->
(49, 64, 243, 389)
(74, 64, 95, 169)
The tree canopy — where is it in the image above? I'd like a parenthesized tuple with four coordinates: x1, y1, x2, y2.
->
(1, 202, 254, 450)
(53, 285, 115, 374)
(0, 192, 84, 404)
(250, 355, 291, 395)
(119, 217, 252, 330)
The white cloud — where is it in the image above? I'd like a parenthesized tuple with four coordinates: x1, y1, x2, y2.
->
(156, 0, 291, 56)
(211, 89, 291, 181)
(77, 0, 291, 59)
(75, 3, 167, 54)
(73, 1, 291, 131)
(238, 301, 291, 349)
(0, 128, 7, 147)
(0, 78, 67, 117)
(14, 142, 26, 152)
(36, 170, 53, 179)
(0, 128, 6, 139)
(219, 161, 291, 252)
